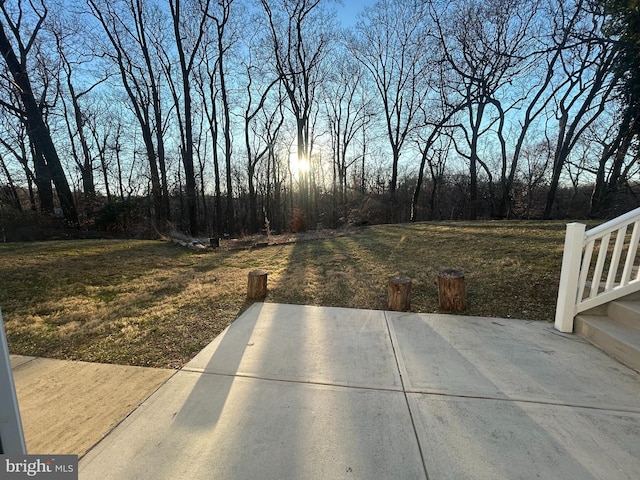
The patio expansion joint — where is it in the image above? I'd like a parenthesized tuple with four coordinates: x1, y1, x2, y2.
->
(179, 367, 407, 394)
(402, 388, 640, 415)
(179, 369, 640, 415)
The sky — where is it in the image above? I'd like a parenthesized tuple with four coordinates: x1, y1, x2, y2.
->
(336, 0, 376, 26)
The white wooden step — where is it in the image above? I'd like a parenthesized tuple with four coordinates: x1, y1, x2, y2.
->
(575, 314, 640, 373)
(608, 301, 640, 329)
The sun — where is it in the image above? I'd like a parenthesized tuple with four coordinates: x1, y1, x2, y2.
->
(290, 151, 309, 180)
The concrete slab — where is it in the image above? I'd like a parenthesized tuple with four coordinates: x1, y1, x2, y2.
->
(11, 357, 175, 456)
(78, 304, 640, 479)
(388, 312, 640, 411)
(409, 394, 640, 480)
(80, 371, 427, 480)
(186, 302, 402, 390)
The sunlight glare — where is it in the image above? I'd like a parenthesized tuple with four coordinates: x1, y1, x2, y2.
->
(290, 151, 310, 179)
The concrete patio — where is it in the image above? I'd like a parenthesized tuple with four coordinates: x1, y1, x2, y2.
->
(73, 302, 640, 479)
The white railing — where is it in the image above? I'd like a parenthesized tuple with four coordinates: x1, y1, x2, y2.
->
(555, 206, 640, 332)
(0, 308, 27, 454)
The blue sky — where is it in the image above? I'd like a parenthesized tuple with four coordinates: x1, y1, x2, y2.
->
(336, 0, 376, 25)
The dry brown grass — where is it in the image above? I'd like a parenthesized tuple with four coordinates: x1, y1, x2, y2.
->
(0, 221, 570, 368)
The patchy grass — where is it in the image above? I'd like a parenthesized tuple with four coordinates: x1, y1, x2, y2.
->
(0, 221, 570, 368)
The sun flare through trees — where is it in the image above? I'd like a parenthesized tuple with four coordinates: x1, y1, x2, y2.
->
(0, 0, 638, 238)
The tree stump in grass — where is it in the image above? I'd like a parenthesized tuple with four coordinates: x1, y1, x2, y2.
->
(388, 276, 412, 311)
(437, 269, 466, 312)
(247, 270, 268, 300)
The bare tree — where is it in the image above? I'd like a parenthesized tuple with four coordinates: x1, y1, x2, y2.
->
(543, 8, 620, 218)
(86, 108, 111, 202)
(410, 53, 465, 222)
(193, 39, 223, 235)
(430, 0, 541, 219)
(351, 0, 431, 220)
(488, 0, 586, 218)
(188, 0, 238, 235)
(52, 12, 110, 212)
(519, 140, 552, 218)
(206, 0, 235, 234)
(259, 0, 334, 224)
(87, 0, 171, 224)
(411, 109, 462, 221)
(241, 44, 283, 233)
(589, 105, 640, 216)
(323, 54, 372, 223)
(165, 0, 213, 235)
(0, 0, 78, 223)
(0, 77, 37, 209)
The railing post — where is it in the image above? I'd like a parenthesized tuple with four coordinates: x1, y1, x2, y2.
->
(0, 308, 26, 454)
(554, 222, 586, 333)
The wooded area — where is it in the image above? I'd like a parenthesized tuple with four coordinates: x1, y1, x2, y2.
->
(0, 0, 639, 238)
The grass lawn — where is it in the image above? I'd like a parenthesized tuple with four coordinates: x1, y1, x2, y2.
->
(0, 221, 572, 368)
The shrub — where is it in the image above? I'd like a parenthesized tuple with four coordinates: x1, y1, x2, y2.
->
(290, 207, 307, 233)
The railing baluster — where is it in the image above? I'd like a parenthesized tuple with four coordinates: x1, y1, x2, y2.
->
(577, 240, 595, 302)
(590, 233, 610, 298)
(621, 221, 640, 287)
(606, 226, 627, 290)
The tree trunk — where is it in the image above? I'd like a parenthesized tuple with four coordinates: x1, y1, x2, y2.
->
(411, 149, 427, 222)
(67, 86, 96, 202)
(544, 117, 569, 219)
(218, 27, 233, 234)
(390, 145, 399, 222)
(388, 276, 412, 311)
(30, 143, 54, 214)
(247, 270, 268, 300)
(171, 0, 199, 235)
(437, 269, 467, 312)
(0, 154, 22, 210)
(590, 113, 637, 218)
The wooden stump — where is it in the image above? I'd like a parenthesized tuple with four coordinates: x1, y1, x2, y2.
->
(247, 270, 268, 300)
(388, 276, 412, 312)
(437, 269, 466, 312)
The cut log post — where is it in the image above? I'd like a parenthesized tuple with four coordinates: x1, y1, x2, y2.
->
(247, 270, 268, 300)
(437, 269, 467, 312)
(388, 276, 412, 312)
